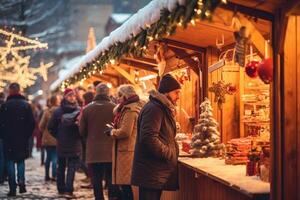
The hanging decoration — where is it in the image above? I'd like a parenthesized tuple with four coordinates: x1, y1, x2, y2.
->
(58, 0, 226, 90)
(154, 43, 167, 77)
(173, 68, 190, 85)
(233, 26, 250, 67)
(0, 28, 52, 90)
(208, 80, 237, 109)
(257, 41, 273, 84)
(245, 45, 259, 78)
(245, 60, 259, 78)
(257, 58, 272, 84)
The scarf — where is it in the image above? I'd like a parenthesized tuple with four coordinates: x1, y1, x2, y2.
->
(113, 95, 139, 128)
(148, 90, 177, 117)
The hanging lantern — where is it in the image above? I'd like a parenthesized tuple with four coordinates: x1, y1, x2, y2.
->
(245, 61, 259, 78)
(257, 58, 273, 84)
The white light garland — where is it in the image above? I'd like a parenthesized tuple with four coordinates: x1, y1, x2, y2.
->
(0, 28, 52, 90)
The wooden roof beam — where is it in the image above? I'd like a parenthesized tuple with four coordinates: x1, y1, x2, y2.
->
(125, 56, 157, 66)
(121, 59, 158, 73)
(162, 39, 206, 53)
(92, 74, 118, 87)
(169, 47, 201, 75)
(221, 1, 274, 21)
(111, 64, 137, 85)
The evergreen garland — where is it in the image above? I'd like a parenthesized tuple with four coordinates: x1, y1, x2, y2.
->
(59, 0, 223, 90)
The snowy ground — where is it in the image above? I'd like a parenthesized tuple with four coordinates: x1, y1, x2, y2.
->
(0, 150, 106, 199)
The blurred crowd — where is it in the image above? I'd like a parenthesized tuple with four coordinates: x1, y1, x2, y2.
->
(0, 74, 181, 200)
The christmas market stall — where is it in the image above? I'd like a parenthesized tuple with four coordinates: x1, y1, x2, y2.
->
(52, 0, 300, 200)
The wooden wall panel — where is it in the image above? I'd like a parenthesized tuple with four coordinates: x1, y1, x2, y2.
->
(283, 16, 298, 200)
(161, 164, 256, 200)
(176, 70, 199, 133)
(207, 47, 240, 142)
(222, 68, 240, 142)
(296, 16, 300, 200)
(207, 47, 222, 130)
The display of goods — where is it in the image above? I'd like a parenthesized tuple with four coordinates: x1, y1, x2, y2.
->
(182, 140, 191, 154)
(246, 160, 258, 176)
(258, 146, 270, 182)
(225, 137, 252, 165)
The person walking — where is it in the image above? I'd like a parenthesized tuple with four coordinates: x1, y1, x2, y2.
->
(110, 84, 144, 200)
(79, 83, 116, 200)
(48, 88, 81, 196)
(0, 83, 35, 197)
(0, 92, 6, 184)
(131, 74, 181, 200)
(39, 95, 60, 181)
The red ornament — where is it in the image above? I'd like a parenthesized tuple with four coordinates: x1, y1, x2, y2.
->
(227, 84, 237, 94)
(257, 58, 273, 84)
(245, 61, 259, 78)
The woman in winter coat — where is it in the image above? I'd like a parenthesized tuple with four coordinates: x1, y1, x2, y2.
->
(39, 95, 60, 181)
(110, 84, 144, 200)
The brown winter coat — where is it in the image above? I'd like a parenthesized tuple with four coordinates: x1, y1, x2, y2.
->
(111, 100, 143, 185)
(131, 90, 179, 190)
(39, 107, 57, 147)
(79, 95, 115, 163)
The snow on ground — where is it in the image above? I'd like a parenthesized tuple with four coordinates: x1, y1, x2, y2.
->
(0, 150, 106, 199)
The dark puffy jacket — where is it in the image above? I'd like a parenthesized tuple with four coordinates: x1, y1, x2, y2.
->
(47, 99, 81, 157)
(0, 94, 35, 161)
(131, 91, 179, 190)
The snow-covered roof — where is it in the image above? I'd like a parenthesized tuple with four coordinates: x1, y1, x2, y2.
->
(111, 13, 131, 24)
(50, 0, 186, 91)
(49, 56, 84, 91)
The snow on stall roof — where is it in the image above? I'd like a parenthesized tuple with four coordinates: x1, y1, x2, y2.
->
(50, 0, 186, 91)
(111, 13, 131, 24)
(49, 55, 84, 91)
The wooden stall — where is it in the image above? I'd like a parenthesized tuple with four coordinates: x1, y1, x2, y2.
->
(51, 1, 300, 199)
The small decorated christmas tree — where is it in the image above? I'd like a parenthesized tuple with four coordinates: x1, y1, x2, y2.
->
(190, 98, 224, 157)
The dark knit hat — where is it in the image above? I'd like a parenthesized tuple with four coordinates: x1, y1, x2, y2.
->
(158, 74, 181, 94)
(63, 88, 75, 97)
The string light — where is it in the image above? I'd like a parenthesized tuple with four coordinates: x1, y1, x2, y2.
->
(205, 10, 211, 17)
(190, 19, 196, 26)
(0, 28, 50, 89)
(110, 59, 116, 65)
(134, 41, 139, 47)
(148, 36, 154, 41)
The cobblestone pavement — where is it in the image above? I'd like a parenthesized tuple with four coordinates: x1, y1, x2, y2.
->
(0, 151, 105, 199)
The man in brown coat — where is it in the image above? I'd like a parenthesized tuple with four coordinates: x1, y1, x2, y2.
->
(79, 83, 115, 200)
(132, 74, 181, 200)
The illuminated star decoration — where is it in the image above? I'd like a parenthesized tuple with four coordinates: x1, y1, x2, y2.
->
(208, 80, 237, 109)
(0, 28, 52, 91)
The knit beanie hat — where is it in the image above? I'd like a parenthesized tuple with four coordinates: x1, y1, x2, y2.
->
(63, 88, 75, 97)
(158, 74, 181, 94)
(117, 84, 137, 99)
(96, 83, 109, 96)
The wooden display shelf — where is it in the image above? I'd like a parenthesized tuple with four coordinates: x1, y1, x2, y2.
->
(243, 101, 270, 105)
(244, 86, 270, 91)
(242, 119, 270, 123)
(161, 157, 270, 200)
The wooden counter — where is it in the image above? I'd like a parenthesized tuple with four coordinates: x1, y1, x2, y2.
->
(161, 157, 270, 200)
